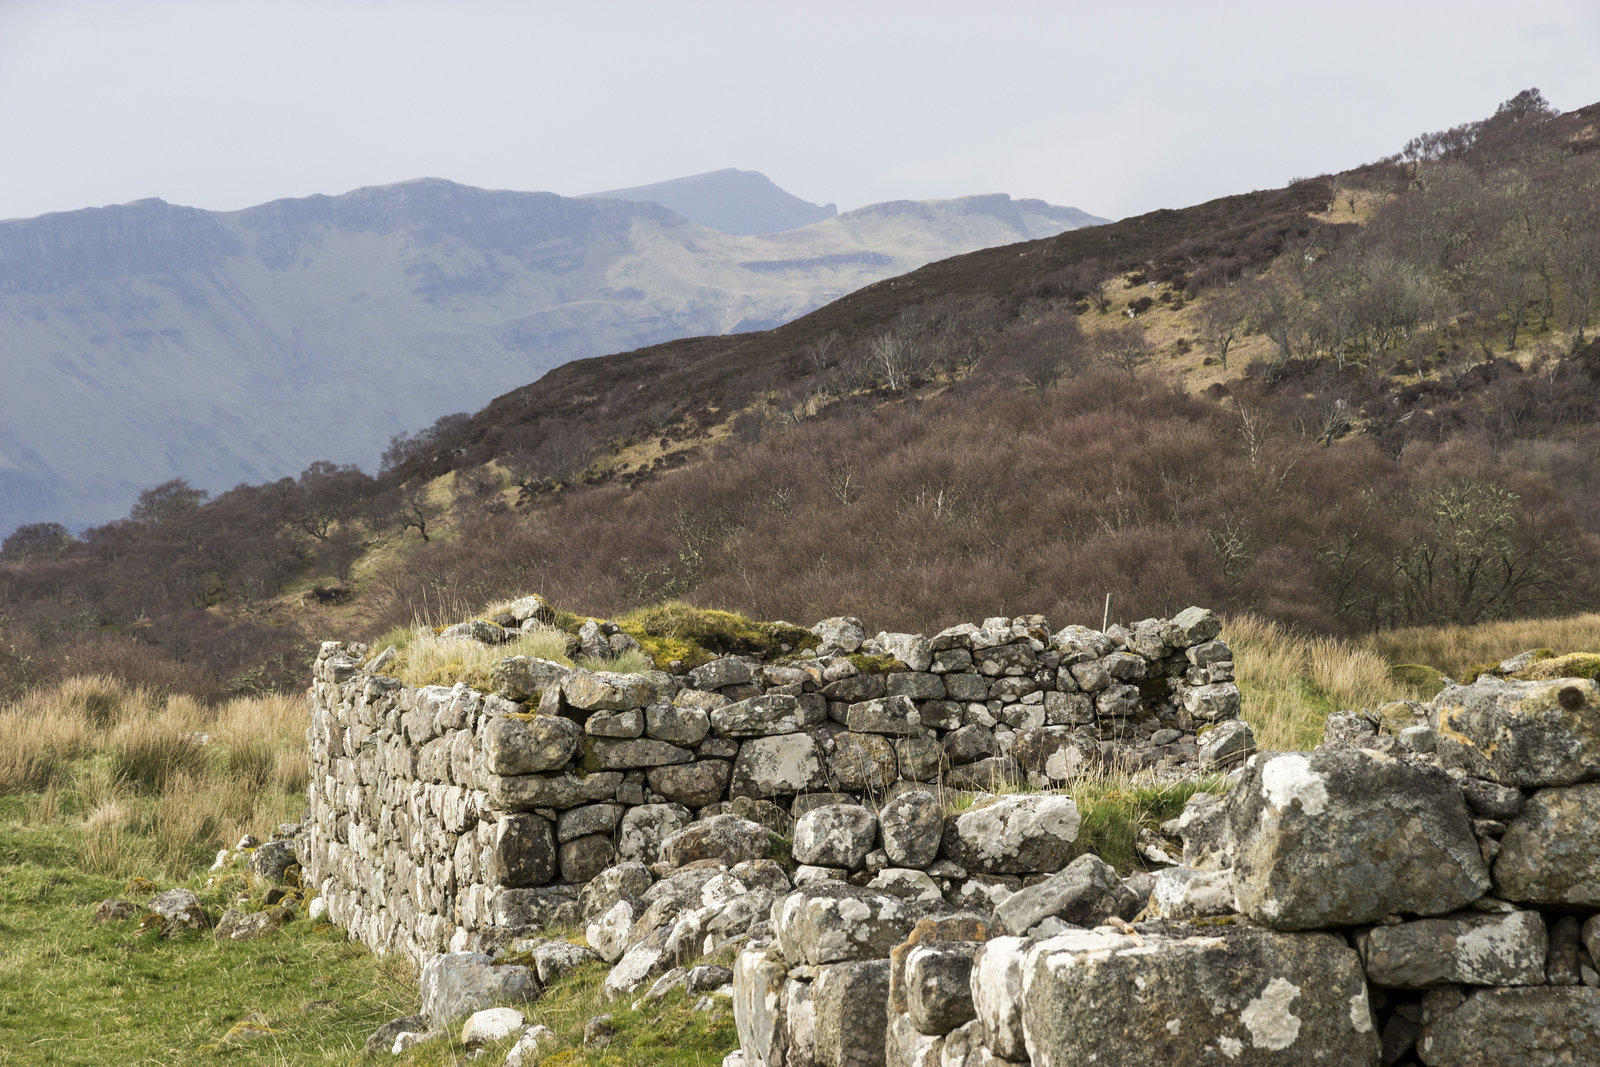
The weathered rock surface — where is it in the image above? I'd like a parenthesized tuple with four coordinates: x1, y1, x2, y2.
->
(1020, 924, 1379, 1065)
(1356, 910, 1548, 988)
(1492, 783, 1600, 906)
(1432, 677, 1600, 787)
(994, 853, 1141, 934)
(941, 795, 1081, 875)
(774, 885, 917, 965)
(879, 791, 944, 869)
(660, 815, 772, 868)
(1418, 987, 1600, 1066)
(420, 952, 539, 1029)
(1226, 749, 1489, 929)
(792, 805, 878, 870)
(1147, 866, 1236, 920)
(734, 944, 788, 1067)
(903, 941, 978, 1035)
(813, 959, 891, 1067)
(731, 734, 826, 797)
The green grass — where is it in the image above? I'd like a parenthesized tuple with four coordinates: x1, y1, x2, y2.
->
(382, 948, 739, 1067)
(0, 796, 415, 1065)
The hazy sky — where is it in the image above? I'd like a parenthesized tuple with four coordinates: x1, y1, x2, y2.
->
(3, 0, 1599, 224)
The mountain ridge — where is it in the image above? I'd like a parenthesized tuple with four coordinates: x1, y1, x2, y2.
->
(0, 176, 1105, 533)
(585, 167, 838, 235)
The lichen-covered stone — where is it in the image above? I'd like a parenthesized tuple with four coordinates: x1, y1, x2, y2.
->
(420, 952, 539, 1029)
(1418, 987, 1600, 1066)
(648, 761, 733, 808)
(646, 703, 711, 746)
(993, 853, 1140, 935)
(1431, 677, 1600, 787)
(491, 656, 568, 702)
(1226, 749, 1489, 929)
(1020, 925, 1379, 1066)
(1147, 866, 1235, 920)
(1356, 910, 1547, 988)
(559, 834, 616, 884)
(846, 696, 921, 737)
(826, 732, 898, 792)
(813, 959, 891, 1067)
(880, 790, 944, 869)
(1492, 783, 1600, 906)
(731, 734, 826, 797)
(941, 795, 1081, 875)
(904, 941, 977, 1036)
(792, 805, 878, 870)
(562, 670, 658, 712)
(713, 695, 807, 737)
(774, 884, 916, 965)
(588, 738, 694, 770)
(970, 936, 1031, 1060)
(734, 943, 789, 1067)
(659, 815, 772, 868)
(484, 771, 623, 811)
(491, 813, 558, 887)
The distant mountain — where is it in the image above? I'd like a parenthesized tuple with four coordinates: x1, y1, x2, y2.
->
(587, 168, 837, 235)
(0, 177, 1106, 534)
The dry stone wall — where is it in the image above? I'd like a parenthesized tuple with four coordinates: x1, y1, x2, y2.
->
(306, 601, 1600, 1065)
(300, 606, 1241, 964)
(727, 674, 1600, 1067)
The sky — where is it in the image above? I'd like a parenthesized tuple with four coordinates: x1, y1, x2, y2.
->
(3, 0, 1599, 225)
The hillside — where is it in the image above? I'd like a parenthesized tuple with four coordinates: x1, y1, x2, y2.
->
(2, 91, 1599, 703)
(0, 177, 1103, 534)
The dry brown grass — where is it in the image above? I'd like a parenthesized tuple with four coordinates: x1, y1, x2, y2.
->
(0, 677, 312, 878)
(1227, 613, 1420, 751)
(1365, 613, 1600, 683)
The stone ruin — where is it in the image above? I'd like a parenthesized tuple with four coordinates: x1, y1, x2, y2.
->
(299, 603, 1600, 1065)
(301, 604, 1242, 963)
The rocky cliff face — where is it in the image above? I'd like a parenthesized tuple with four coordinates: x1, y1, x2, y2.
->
(0, 177, 1105, 534)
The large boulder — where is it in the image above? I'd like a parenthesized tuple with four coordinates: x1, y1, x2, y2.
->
(792, 805, 879, 870)
(1431, 677, 1600, 787)
(774, 885, 918, 966)
(1020, 924, 1379, 1065)
(420, 952, 539, 1029)
(1356, 909, 1547, 988)
(1226, 749, 1489, 929)
(941, 794, 1081, 875)
(1493, 783, 1600, 906)
(1418, 987, 1600, 1066)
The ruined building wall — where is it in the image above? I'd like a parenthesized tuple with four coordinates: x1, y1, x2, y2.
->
(299, 608, 1242, 964)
